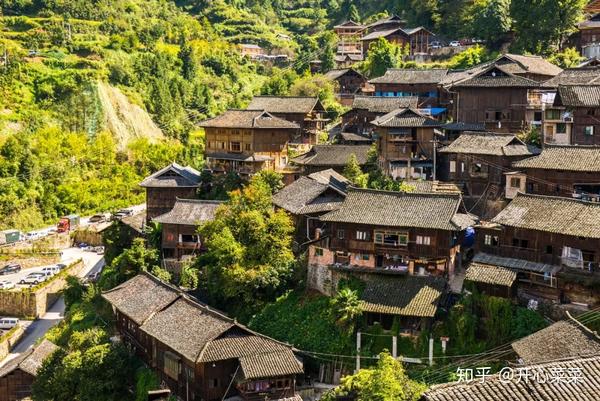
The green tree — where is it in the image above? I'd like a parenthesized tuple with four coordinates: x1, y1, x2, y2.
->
(331, 288, 362, 333)
(471, 0, 512, 48)
(63, 275, 86, 309)
(349, 3, 361, 22)
(362, 38, 406, 78)
(549, 47, 584, 68)
(343, 154, 368, 187)
(99, 238, 159, 290)
(322, 352, 426, 401)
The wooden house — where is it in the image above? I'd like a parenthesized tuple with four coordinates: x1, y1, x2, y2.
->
(0, 340, 57, 401)
(291, 144, 371, 175)
(360, 26, 432, 56)
(553, 85, 600, 145)
(363, 14, 407, 34)
(509, 145, 600, 200)
(336, 132, 374, 145)
(239, 44, 263, 59)
(140, 163, 202, 221)
(323, 68, 367, 105)
(369, 69, 448, 110)
(333, 20, 364, 57)
(422, 355, 600, 401)
(333, 53, 364, 69)
(153, 198, 223, 261)
(102, 273, 304, 401)
(511, 319, 600, 365)
(371, 108, 442, 180)
(578, 13, 600, 59)
(438, 131, 539, 218)
(199, 110, 300, 176)
(464, 261, 517, 298)
(246, 96, 327, 144)
(273, 169, 349, 243)
(341, 95, 418, 135)
(307, 188, 475, 282)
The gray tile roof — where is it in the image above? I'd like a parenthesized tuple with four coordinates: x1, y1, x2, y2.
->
(102, 274, 180, 325)
(407, 180, 463, 195)
(340, 132, 374, 142)
(557, 85, 600, 107)
(492, 193, 600, 239)
(453, 65, 541, 88)
(104, 273, 302, 378)
(0, 339, 58, 378)
(351, 95, 419, 113)
(292, 145, 371, 167)
(205, 152, 273, 162)
(369, 68, 448, 85)
(512, 145, 600, 172)
(246, 96, 322, 114)
(465, 262, 517, 287)
(308, 169, 350, 190)
(120, 211, 146, 234)
(441, 122, 486, 131)
(371, 108, 442, 128)
(139, 163, 201, 188)
(273, 172, 348, 215)
(439, 132, 538, 156)
(324, 68, 364, 81)
(472, 252, 560, 275)
(498, 54, 563, 77)
(360, 27, 405, 41)
(320, 187, 465, 231)
(360, 275, 446, 317)
(153, 199, 223, 226)
(423, 355, 600, 401)
(544, 67, 600, 87)
(198, 110, 300, 129)
(511, 320, 600, 364)
(239, 351, 303, 380)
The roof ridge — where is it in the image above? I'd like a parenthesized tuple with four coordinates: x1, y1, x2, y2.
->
(174, 197, 225, 204)
(513, 191, 600, 206)
(347, 185, 461, 199)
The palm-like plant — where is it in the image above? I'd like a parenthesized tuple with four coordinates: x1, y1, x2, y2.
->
(332, 287, 363, 332)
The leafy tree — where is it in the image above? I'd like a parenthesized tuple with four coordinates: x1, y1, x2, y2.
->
(99, 238, 159, 290)
(321, 352, 426, 401)
(179, 264, 200, 289)
(253, 170, 284, 194)
(343, 153, 368, 187)
(447, 45, 491, 69)
(549, 47, 584, 68)
(349, 3, 361, 22)
(471, 0, 512, 48)
(332, 288, 362, 333)
(63, 275, 86, 309)
(150, 266, 172, 282)
(362, 37, 406, 78)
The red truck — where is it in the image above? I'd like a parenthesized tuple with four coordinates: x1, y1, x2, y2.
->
(57, 214, 80, 233)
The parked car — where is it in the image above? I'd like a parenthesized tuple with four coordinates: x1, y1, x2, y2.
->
(56, 263, 67, 271)
(19, 273, 47, 285)
(78, 242, 89, 248)
(449, 40, 460, 47)
(0, 317, 19, 330)
(86, 271, 100, 283)
(430, 41, 443, 49)
(89, 213, 109, 223)
(0, 281, 15, 290)
(41, 266, 59, 277)
(95, 246, 105, 255)
(25, 231, 41, 241)
(0, 264, 21, 275)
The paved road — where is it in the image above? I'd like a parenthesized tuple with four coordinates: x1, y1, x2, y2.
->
(0, 247, 105, 365)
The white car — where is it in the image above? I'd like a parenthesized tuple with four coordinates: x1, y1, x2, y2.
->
(0, 281, 15, 290)
(449, 40, 460, 47)
(19, 273, 47, 285)
(25, 231, 41, 241)
(41, 266, 59, 277)
(0, 317, 19, 330)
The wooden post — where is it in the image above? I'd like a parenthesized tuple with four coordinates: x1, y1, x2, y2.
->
(356, 331, 361, 373)
(429, 337, 434, 366)
(392, 336, 397, 359)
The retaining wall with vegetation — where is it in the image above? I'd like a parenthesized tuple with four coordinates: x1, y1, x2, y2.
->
(0, 259, 85, 318)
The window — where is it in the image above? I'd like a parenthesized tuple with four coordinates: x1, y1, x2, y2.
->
(230, 142, 241, 152)
(587, 109, 596, 116)
(374, 231, 408, 246)
(585, 126, 595, 136)
(533, 111, 542, 122)
(208, 378, 219, 389)
(460, 162, 465, 173)
(337, 229, 345, 239)
(354, 253, 370, 261)
(449, 160, 456, 173)
(512, 238, 529, 249)
(356, 231, 370, 241)
(545, 109, 560, 120)
(181, 234, 198, 243)
(556, 123, 567, 134)
(416, 235, 431, 245)
(484, 234, 499, 246)
(314, 247, 324, 257)
(245, 143, 252, 151)
(219, 141, 226, 149)
(545, 245, 553, 255)
(163, 352, 180, 380)
(510, 177, 521, 188)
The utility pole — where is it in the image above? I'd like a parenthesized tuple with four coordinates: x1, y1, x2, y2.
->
(428, 337, 434, 366)
(355, 331, 361, 373)
(392, 335, 397, 359)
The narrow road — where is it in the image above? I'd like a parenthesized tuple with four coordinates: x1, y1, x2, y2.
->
(0, 248, 105, 366)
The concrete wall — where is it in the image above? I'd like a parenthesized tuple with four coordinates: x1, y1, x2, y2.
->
(0, 326, 25, 362)
(0, 260, 84, 318)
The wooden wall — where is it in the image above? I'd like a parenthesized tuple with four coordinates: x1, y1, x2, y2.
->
(146, 187, 197, 221)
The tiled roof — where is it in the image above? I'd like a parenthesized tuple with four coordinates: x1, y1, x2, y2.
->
(453, 65, 541, 88)
(139, 163, 201, 188)
(324, 68, 364, 81)
(0, 339, 59, 378)
(557, 85, 600, 107)
(340, 132, 373, 142)
(153, 199, 223, 226)
(406, 180, 463, 194)
(273, 171, 348, 215)
(320, 187, 465, 231)
(498, 54, 563, 77)
(292, 145, 371, 167)
(239, 351, 303, 380)
(246, 96, 322, 114)
(333, 20, 365, 29)
(465, 262, 517, 287)
(141, 297, 234, 362)
(198, 110, 300, 129)
(512, 145, 600, 172)
(351, 95, 419, 113)
(365, 14, 406, 29)
(205, 152, 273, 162)
(334, 53, 363, 62)
(102, 274, 180, 325)
(103, 272, 302, 379)
(308, 169, 350, 190)
(371, 108, 442, 128)
(360, 27, 406, 41)
(439, 132, 538, 156)
(18, 339, 59, 376)
(369, 68, 448, 84)
(472, 252, 560, 275)
(441, 122, 486, 131)
(511, 320, 600, 364)
(423, 355, 600, 401)
(491, 193, 600, 239)
(120, 211, 146, 234)
(360, 276, 446, 317)
(544, 67, 600, 87)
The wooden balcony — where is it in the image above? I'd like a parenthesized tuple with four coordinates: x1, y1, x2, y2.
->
(347, 239, 375, 252)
